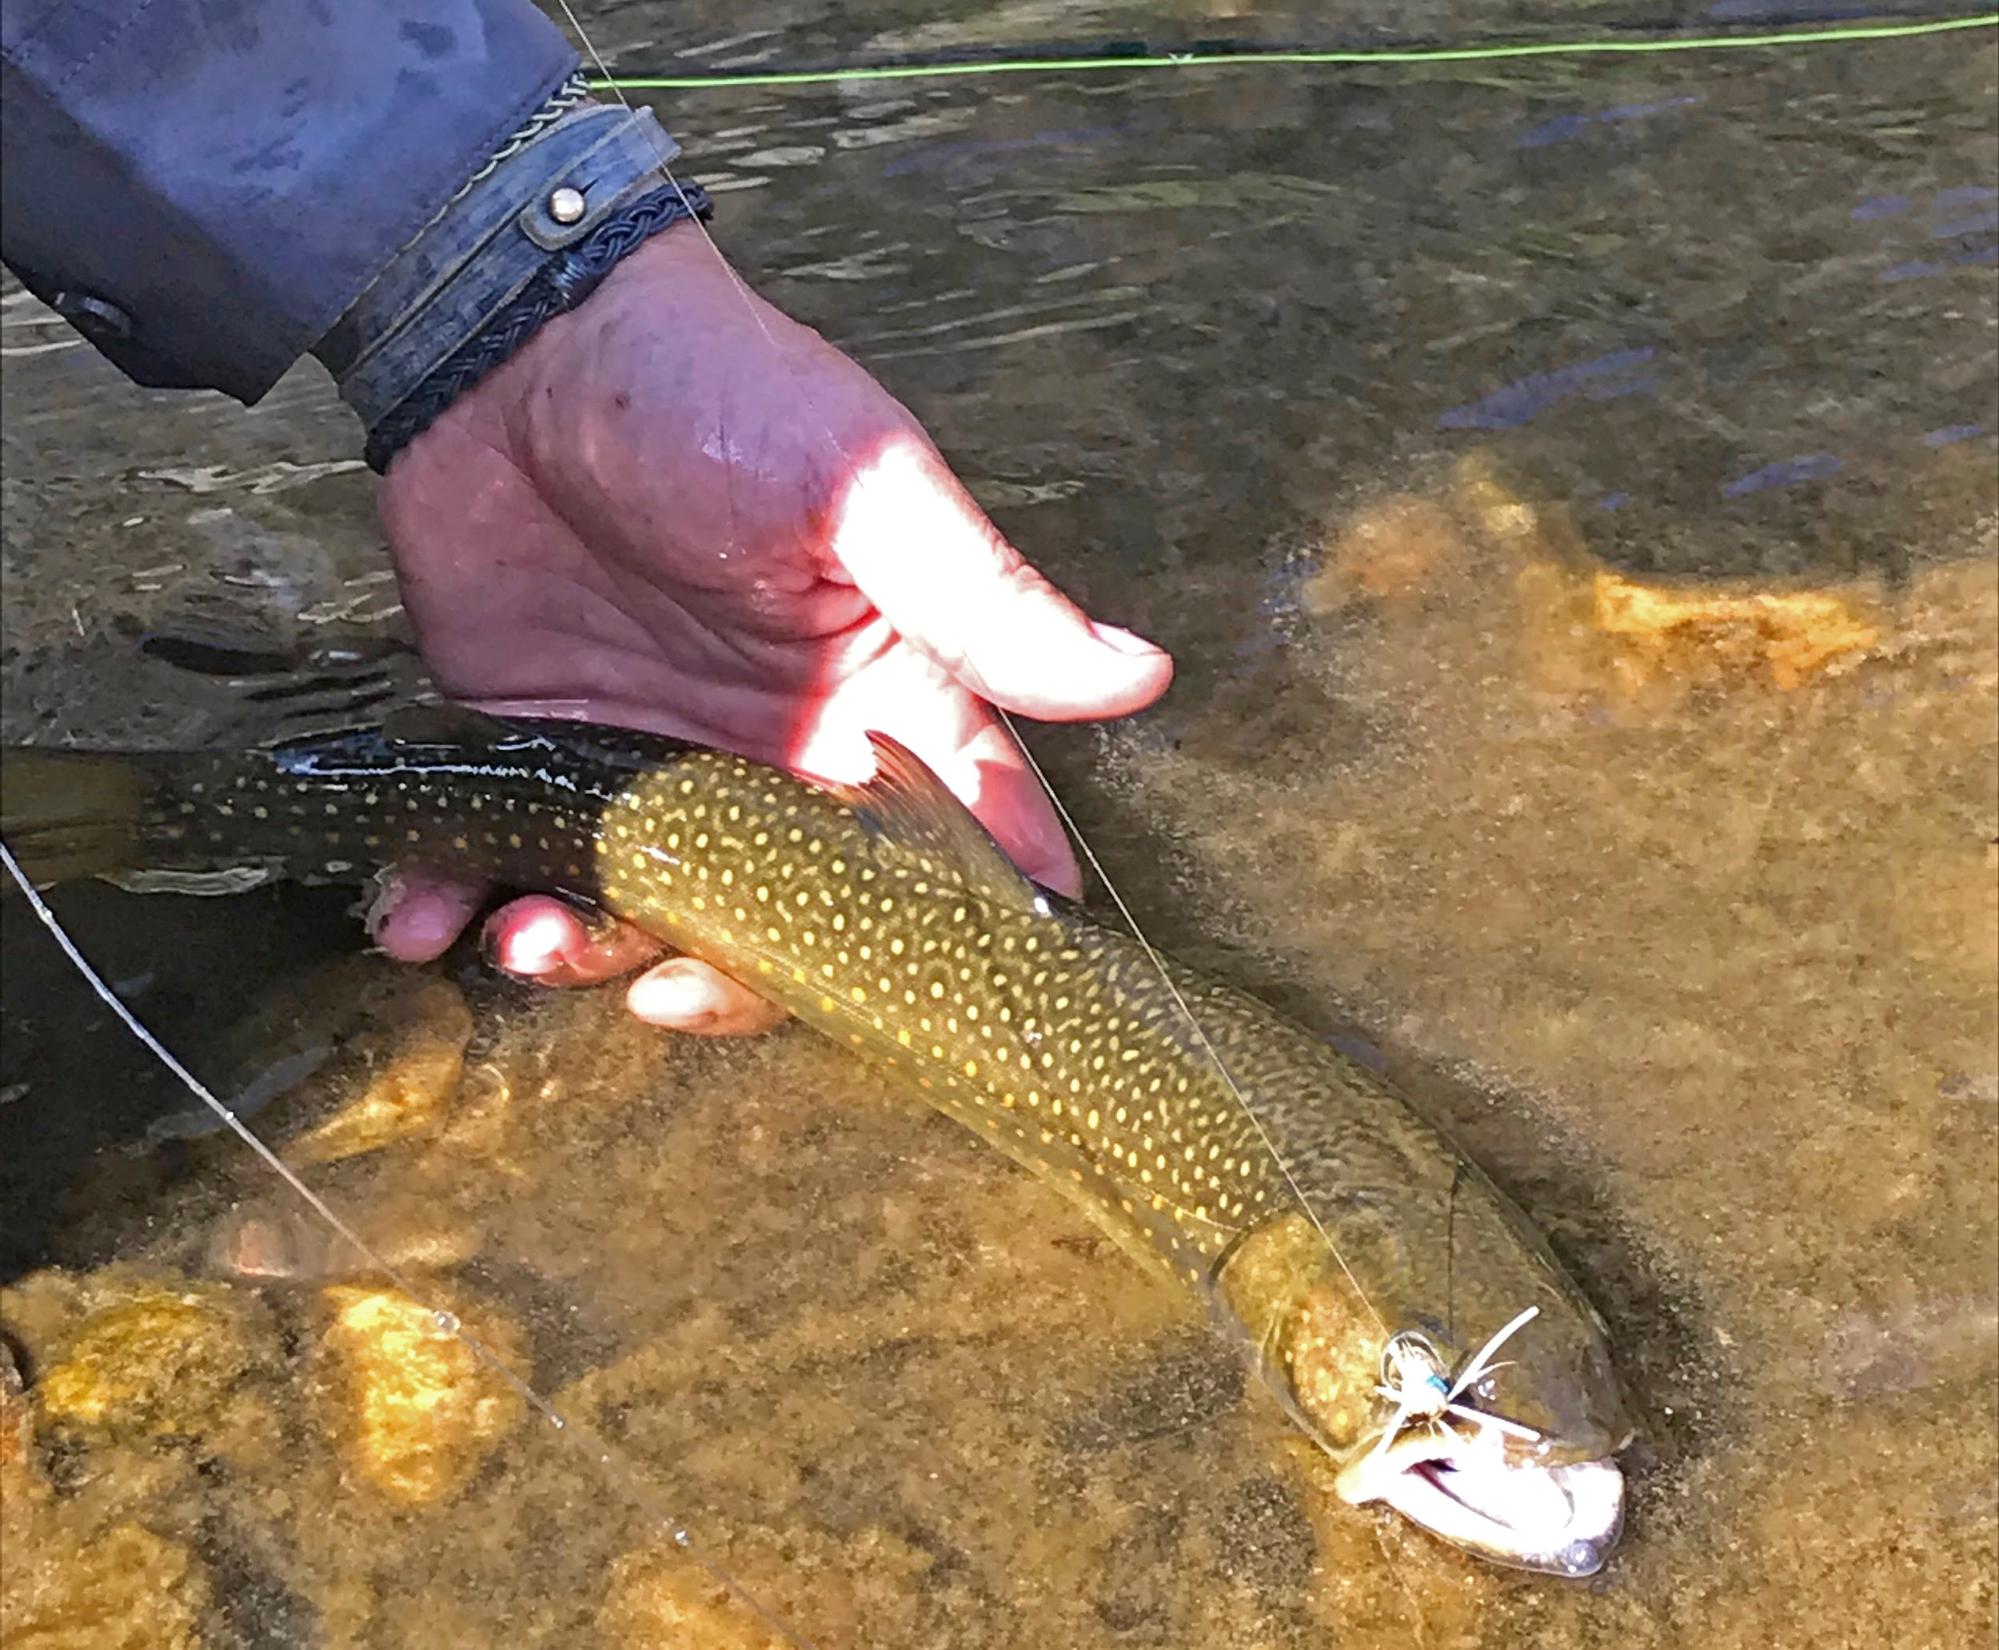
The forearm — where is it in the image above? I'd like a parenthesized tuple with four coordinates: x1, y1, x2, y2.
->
(0, 1, 577, 402)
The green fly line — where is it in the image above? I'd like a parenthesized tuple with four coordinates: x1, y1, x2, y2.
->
(592, 13, 1998, 92)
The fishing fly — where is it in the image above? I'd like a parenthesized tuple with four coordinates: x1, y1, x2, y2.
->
(1368, 1306, 1545, 1466)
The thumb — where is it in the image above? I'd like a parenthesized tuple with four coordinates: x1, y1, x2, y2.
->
(827, 435, 1173, 720)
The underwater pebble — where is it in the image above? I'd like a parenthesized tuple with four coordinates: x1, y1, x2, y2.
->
(284, 975, 473, 1167)
(34, 1282, 259, 1443)
(0, 1518, 210, 1650)
(317, 1284, 522, 1506)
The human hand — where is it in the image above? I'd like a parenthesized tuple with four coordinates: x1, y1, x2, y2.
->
(367, 226, 1171, 1034)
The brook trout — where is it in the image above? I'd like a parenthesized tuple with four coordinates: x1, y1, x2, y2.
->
(2, 709, 1632, 1572)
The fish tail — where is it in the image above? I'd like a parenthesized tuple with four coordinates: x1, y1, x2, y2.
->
(0, 747, 148, 887)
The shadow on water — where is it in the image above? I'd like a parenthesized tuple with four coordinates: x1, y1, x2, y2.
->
(2, 2, 1995, 1646)
(0, 883, 365, 1278)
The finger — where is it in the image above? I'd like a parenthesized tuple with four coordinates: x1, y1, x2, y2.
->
(792, 648, 1081, 895)
(954, 716, 1082, 896)
(366, 866, 491, 962)
(481, 895, 664, 987)
(826, 435, 1173, 720)
(626, 956, 787, 1035)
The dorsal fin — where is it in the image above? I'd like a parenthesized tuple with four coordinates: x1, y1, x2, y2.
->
(836, 732, 1043, 912)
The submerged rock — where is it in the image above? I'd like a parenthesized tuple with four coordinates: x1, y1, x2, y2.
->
(132, 956, 469, 1161)
(283, 972, 473, 1168)
(315, 1284, 523, 1507)
(0, 1516, 212, 1650)
(1586, 568, 1879, 692)
(204, 1195, 481, 1284)
(1, 1290, 220, 1648)
(600, 1550, 796, 1650)
(32, 1279, 263, 1444)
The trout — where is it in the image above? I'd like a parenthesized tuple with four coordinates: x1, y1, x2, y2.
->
(2, 709, 1632, 1572)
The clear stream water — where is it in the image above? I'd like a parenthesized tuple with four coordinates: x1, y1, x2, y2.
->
(2, 4, 1994, 1647)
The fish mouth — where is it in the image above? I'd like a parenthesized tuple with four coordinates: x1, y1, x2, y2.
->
(1335, 1428, 1625, 1577)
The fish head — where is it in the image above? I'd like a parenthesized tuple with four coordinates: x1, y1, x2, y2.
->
(1325, 1290, 1630, 1577)
(1218, 1192, 1632, 1576)
(1326, 1174, 1634, 1577)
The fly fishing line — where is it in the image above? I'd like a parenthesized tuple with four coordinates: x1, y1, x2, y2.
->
(551, 0, 1406, 1349)
(589, 12, 1997, 92)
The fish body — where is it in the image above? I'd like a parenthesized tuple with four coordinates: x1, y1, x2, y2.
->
(2, 709, 1631, 1572)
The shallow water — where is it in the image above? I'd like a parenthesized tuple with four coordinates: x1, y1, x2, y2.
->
(3, 4, 1995, 1646)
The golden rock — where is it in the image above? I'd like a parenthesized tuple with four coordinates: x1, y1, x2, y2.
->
(600, 1545, 831, 1650)
(34, 1283, 258, 1442)
(1590, 569, 1879, 692)
(317, 1284, 523, 1506)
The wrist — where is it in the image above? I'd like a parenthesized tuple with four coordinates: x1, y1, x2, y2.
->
(313, 77, 711, 473)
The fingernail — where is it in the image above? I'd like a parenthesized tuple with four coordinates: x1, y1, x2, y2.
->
(1020, 814, 1076, 883)
(1089, 621, 1167, 658)
(490, 909, 568, 977)
(367, 875, 458, 954)
(628, 969, 716, 1025)
(1031, 856, 1083, 899)
(362, 870, 405, 941)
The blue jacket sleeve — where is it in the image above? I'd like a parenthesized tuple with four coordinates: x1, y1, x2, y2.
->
(0, 2, 578, 402)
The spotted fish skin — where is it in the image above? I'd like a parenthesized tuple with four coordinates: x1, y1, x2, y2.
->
(2, 710, 1629, 1472)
